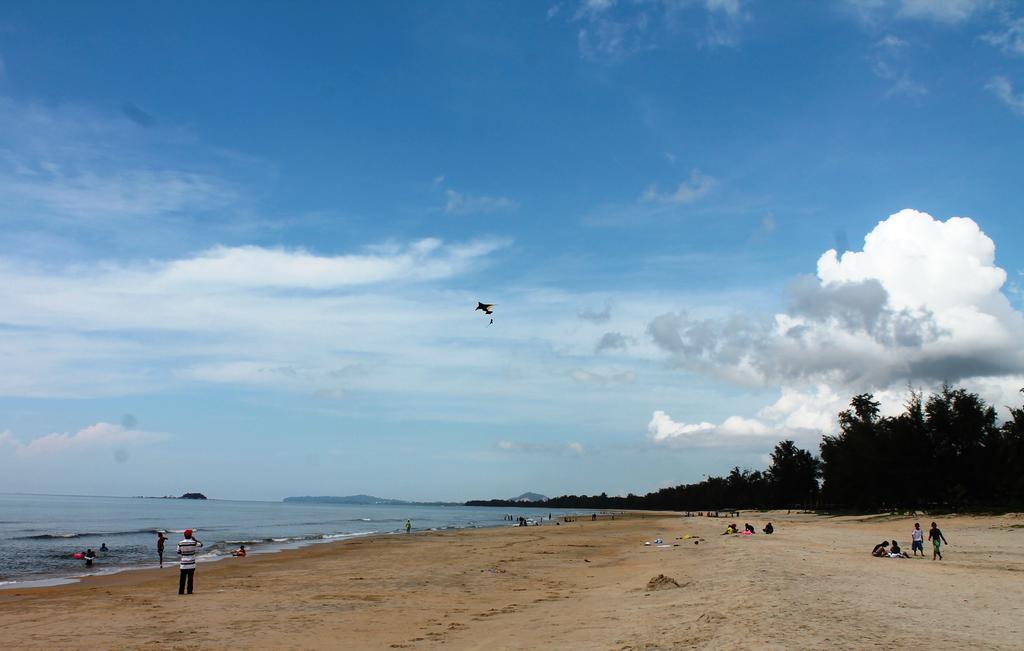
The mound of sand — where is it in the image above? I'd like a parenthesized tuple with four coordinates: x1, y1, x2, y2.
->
(646, 574, 681, 591)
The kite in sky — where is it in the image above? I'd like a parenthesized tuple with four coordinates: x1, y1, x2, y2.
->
(476, 302, 494, 325)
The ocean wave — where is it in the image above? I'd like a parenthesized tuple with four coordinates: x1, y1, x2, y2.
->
(15, 528, 162, 540)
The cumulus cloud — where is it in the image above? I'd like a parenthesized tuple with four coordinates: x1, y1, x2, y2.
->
(0, 422, 164, 457)
(647, 209, 1024, 447)
(649, 209, 1024, 389)
(444, 190, 516, 216)
(986, 76, 1024, 114)
(642, 170, 717, 204)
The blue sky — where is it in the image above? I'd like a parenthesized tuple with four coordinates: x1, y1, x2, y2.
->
(1, 0, 1022, 501)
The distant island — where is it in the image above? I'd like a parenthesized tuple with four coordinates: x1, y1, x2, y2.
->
(283, 494, 460, 506)
(135, 492, 208, 500)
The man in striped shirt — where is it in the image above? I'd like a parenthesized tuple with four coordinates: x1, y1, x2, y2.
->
(177, 529, 203, 595)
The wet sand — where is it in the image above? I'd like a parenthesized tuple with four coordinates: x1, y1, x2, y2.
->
(2, 511, 1022, 649)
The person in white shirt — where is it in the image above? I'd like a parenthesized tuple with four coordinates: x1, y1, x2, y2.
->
(177, 529, 203, 595)
(911, 522, 925, 557)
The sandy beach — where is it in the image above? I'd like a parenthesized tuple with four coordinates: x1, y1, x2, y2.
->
(2, 511, 1022, 650)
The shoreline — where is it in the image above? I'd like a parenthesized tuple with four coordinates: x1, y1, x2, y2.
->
(2, 511, 1022, 649)
(0, 509, 632, 593)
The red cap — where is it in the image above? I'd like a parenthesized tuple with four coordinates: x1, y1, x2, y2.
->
(184, 529, 193, 537)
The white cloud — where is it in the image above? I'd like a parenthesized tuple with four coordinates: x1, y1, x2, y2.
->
(986, 76, 1024, 114)
(642, 169, 716, 204)
(647, 410, 773, 447)
(444, 189, 516, 216)
(0, 422, 163, 457)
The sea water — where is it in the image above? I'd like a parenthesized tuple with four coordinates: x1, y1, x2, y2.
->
(0, 493, 571, 587)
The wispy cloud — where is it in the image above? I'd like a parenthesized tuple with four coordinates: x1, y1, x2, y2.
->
(0, 422, 164, 457)
(846, 0, 992, 24)
(986, 76, 1024, 114)
(869, 35, 927, 97)
(444, 189, 517, 216)
(642, 169, 717, 204)
(983, 14, 1024, 56)
(497, 439, 587, 456)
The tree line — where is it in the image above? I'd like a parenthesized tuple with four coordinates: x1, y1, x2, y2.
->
(466, 385, 1024, 512)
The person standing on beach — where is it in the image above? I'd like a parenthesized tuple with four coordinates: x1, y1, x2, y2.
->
(911, 523, 924, 557)
(157, 532, 167, 568)
(928, 522, 948, 560)
(177, 529, 203, 595)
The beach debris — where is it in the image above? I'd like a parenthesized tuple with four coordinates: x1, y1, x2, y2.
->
(476, 302, 495, 326)
(646, 574, 681, 591)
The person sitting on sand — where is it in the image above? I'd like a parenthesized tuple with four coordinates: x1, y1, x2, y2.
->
(871, 541, 889, 557)
(723, 524, 737, 535)
(763, 522, 774, 534)
(232, 544, 247, 557)
(744, 523, 755, 533)
(888, 540, 909, 558)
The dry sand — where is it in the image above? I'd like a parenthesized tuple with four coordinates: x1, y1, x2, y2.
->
(2, 511, 1023, 650)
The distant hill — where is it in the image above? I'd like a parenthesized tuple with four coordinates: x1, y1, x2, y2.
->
(179, 492, 207, 500)
(509, 492, 548, 502)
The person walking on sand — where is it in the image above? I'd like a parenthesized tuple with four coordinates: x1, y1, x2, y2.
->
(911, 522, 924, 557)
(928, 521, 948, 561)
(177, 529, 203, 595)
(157, 531, 167, 567)
(405, 520, 412, 534)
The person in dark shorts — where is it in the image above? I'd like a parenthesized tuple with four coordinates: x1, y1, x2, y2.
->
(177, 529, 203, 595)
(157, 532, 168, 567)
(911, 522, 924, 556)
(871, 541, 889, 557)
(928, 522, 948, 560)
(84, 548, 96, 567)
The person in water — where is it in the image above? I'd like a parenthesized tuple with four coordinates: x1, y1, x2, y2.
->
(84, 548, 96, 567)
(928, 522, 948, 560)
(99, 543, 108, 553)
(911, 522, 924, 557)
(871, 541, 889, 557)
(405, 520, 412, 534)
(177, 529, 203, 595)
(232, 544, 247, 557)
(157, 532, 167, 568)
